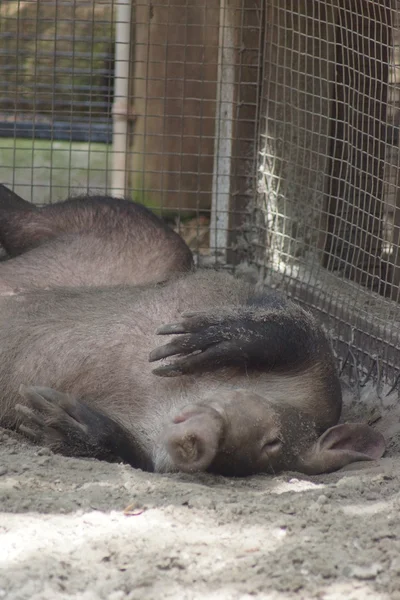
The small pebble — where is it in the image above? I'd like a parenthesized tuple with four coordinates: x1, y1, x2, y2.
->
(108, 593, 125, 600)
(390, 558, 400, 574)
(350, 563, 383, 580)
(37, 447, 51, 456)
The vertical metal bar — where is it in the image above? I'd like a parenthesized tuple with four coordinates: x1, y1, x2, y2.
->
(210, 0, 235, 262)
(111, 0, 132, 197)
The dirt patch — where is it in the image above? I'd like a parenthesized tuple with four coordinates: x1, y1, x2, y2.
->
(1, 381, 400, 600)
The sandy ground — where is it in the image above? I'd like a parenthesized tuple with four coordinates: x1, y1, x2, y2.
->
(1, 381, 400, 600)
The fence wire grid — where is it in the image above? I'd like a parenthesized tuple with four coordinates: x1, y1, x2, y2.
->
(1, 0, 400, 391)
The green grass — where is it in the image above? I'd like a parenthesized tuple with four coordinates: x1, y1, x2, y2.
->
(0, 138, 111, 204)
(0, 138, 205, 222)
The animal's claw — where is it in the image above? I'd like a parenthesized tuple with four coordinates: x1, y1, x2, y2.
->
(155, 322, 187, 335)
(151, 365, 183, 377)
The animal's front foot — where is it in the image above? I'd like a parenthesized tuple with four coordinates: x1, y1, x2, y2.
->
(149, 311, 237, 376)
(16, 385, 88, 454)
(15, 384, 150, 469)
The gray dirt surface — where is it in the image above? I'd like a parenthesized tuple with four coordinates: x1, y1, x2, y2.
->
(1, 381, 400, 600)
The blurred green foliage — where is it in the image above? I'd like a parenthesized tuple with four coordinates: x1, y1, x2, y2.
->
(0, 1, 114, 117)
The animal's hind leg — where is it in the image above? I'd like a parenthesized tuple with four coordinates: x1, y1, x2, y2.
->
(16, 385, 152, 471)
(0, 184, 32, 211)
(0, 185, 41, 257)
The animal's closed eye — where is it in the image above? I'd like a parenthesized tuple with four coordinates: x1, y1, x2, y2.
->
(261, 438, 282, 455)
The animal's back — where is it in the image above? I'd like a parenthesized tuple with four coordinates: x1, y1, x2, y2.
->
(0, 193, 194, 289)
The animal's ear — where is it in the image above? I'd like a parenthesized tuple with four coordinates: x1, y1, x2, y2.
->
(299, 423, 386, 475)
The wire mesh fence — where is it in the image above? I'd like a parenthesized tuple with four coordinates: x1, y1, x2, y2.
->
(2, 0, 400, 390)
(0, 0, 115, 203)
(255, 0, 400, 389)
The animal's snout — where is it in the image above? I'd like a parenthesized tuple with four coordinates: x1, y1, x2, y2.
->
(164, 406, 224, 472)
